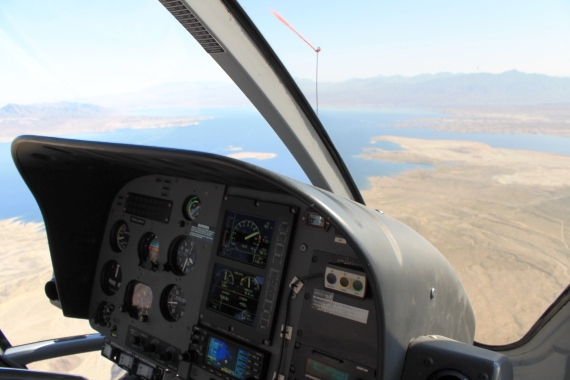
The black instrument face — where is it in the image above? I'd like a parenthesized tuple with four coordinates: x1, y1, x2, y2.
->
(219, 210, 276, 268)
(110, 220, 130, 252)
(183, 195, 201, 220)
(101, 260, 122, 296)
(206, 264, 264, 325)
(139, 232, 160, 268)
(161, 285, 186, 322)
(169, 236, 196, 275)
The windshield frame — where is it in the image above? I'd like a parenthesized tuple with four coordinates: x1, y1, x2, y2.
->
(168, 0, 364, 203)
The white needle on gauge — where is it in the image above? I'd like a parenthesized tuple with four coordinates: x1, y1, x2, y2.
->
(182, 258, 189, 271)
(168, 301, 178, 305)
(244, 231, 259, 240)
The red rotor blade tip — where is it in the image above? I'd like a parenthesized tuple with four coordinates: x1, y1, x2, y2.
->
(269, 9, 319, 53)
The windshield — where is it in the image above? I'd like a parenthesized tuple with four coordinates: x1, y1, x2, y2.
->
(239, 0, 570, 346)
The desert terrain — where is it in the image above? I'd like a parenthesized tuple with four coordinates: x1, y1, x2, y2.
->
(0, 218, 123, 379)
(0, 103, 208, 143)
(362, 136, 570, 344)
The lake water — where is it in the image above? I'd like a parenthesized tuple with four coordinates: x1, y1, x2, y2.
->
(1, 106, 569, 222)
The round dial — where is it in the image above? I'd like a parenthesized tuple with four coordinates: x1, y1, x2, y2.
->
(231, 220, 261, 254)
(240, 276, 260, 291)
(161, 285, 186, 322)
(183, 195, 201, 220)
(110, 220, 130, 252)
(101, 260, 122, 295)
(170, 236, 196, 276)
(215, 268, 235, 285)
(139, 232, 160, 268)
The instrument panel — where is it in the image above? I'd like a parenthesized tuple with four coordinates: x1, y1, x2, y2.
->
(89, 174, 378, 380)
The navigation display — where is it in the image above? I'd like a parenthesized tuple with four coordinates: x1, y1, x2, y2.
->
(219, 210, 275, 268)
(305, 358, 349, 380)
(206, 337, 251, 380)
(207, 264, 264, 325)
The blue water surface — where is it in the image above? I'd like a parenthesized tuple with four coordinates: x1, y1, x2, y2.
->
(2, 106, 569, 222)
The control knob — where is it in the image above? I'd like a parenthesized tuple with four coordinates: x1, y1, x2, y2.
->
(130, 336, 142, 346)
(145, 343, 159, 353)
(179, 350, 197, 363)
(161, 351, 175, 362)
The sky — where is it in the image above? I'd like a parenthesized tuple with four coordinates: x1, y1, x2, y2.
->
(0, 0, 569, 106)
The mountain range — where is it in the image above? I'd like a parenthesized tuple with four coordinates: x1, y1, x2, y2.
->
(79, 70, 570, 109)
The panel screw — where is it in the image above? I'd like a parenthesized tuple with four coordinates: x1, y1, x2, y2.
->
(224, 196, 227, 201)
(312, 256, 318, 263)
(424, 357, 433, 366)
(304, 293, 310, 300)
(479, 374, 489, 380)
(290, 365, 295, 373)
(263, 339, 270, 346)
(229, 326, 234, 332)
(430, 288, 436, 299)
(255, 201, 260, 207)
(300, 244, 307, 252)
(294, 342, 301, 349)
(290, 207, 297, 214)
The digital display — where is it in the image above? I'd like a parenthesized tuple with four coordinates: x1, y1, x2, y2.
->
(305, 359, 349, 380)
(219, 210, 276, 268)
(206, 337, 251, 380)
(118, 353, 134, 369)
(207, 264, 264, 325)
(136, 363, 154, 379)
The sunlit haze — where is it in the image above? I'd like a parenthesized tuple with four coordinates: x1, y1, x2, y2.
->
(1, 0, 569, 106)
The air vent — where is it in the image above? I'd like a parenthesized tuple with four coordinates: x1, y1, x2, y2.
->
(159, 0, 225, 54)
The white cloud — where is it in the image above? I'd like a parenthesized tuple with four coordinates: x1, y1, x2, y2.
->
(226, 145, 243, 151)
(227, 152, 277, 160)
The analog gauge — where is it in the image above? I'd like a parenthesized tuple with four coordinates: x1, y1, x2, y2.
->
(139, 232, 160, 269)
(182, 195, 201, 220)
(169, 236, 196, 276)
(215, 268, 235, 285)
(129, 282, 153, 320)
(240, 276, 260, 291)
(101, 260, 122, 295)
(110, 220, 130, 252)
(231, 220, 261, 254)
(160, 285, 186, 322)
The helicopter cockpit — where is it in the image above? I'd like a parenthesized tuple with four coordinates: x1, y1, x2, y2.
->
(1, 1, 569, 380)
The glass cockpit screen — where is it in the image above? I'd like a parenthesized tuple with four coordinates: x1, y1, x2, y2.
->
(207, 264, 264, 325)
(206, 336, 251, 380)
(219, 210, 275, 268)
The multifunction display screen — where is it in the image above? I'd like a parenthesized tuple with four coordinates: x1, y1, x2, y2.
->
(305, 359, 349, 380)
(219, 210, 275, 268)
(207, 264, 264, 325)
(206, 337, 251, 380)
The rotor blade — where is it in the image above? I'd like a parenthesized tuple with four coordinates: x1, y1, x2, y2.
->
(270, 9, 320, 53)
